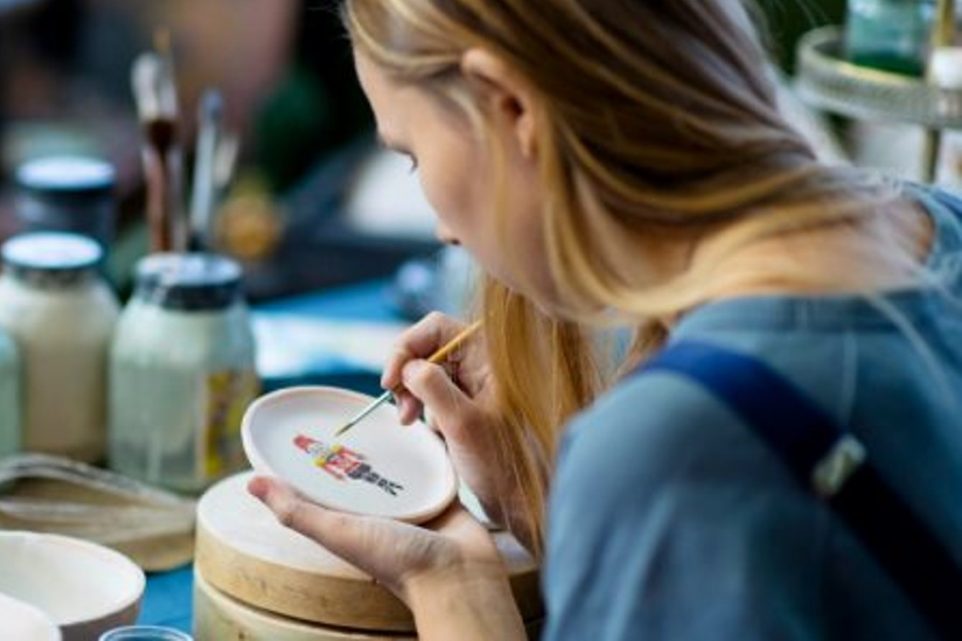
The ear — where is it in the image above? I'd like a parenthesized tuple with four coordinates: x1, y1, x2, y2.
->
(460, 48, 539, 159)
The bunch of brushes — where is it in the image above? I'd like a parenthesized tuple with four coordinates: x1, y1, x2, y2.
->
(131, 29, 239, 254)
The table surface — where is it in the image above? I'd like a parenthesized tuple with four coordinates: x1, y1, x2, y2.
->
(139, 565, 194, 632)
(139, 276, 402, 635)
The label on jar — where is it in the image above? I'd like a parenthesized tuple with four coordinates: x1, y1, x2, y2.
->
(198, 369, 261, 481)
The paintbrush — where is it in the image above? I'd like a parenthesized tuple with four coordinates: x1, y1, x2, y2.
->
(334, 320, 483, 438)
(188, 89, 224, 251)
(131, 28, 184, 253)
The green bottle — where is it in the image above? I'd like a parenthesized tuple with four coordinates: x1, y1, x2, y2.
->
(846, 0, 937, 76)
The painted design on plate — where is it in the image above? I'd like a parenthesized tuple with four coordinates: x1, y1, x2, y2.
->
(293, 434, 404, 496)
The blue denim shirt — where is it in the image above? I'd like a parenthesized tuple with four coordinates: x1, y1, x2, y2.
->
(544, 188, 962, 640)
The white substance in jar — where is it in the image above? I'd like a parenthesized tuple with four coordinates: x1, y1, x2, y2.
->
(0, 233, 118, 462)
(109, 253, 258, 493)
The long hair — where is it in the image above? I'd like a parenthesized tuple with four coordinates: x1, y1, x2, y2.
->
(342, 0, 910, 555)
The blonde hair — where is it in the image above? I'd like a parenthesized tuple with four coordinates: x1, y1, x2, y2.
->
(343, 0, 917, 555)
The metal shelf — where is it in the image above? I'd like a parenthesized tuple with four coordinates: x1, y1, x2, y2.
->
(795, 26, 962, 130)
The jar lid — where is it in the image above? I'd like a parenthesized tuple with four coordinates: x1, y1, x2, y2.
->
(2, 232, 103, 273)
(135, 253, 243, 311)
(16, 156, 115, 197)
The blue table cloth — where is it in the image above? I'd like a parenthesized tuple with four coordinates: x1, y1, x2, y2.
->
(139, 565, 194, 633)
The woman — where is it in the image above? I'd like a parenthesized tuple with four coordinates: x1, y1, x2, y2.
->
(249, 1, 962, 638)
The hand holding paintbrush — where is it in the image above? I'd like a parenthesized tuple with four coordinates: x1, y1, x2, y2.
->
(335, 320, 483, 437)
(333, 314, 532, 546)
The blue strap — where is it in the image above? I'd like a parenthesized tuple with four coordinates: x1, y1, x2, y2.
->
(635, 341, 962, 640)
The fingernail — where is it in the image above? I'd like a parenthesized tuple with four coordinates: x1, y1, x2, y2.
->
(398, 398, 413, 424)
(247, 477, 269, 500)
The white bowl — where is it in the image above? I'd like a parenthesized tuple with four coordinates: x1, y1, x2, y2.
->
(242, 386, 458, 523)
(0, 532, 145, 641)
(0, 592, 60, 641)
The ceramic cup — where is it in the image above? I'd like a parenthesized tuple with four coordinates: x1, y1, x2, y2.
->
(0, 531, 145, 641)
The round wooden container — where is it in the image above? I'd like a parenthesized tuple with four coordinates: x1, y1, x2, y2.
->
(195, 568, 544, 640)
(194, 568, 414, 640)
(195, 472, 543, 635)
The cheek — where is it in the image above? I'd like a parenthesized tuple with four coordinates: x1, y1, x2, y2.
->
(411, 121, 547, 296)
(420, 152, 514, 278)
(419, 159, 471, 232)
(417, 135, 488, 243)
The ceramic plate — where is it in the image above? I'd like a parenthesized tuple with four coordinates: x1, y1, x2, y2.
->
(241, 387, 457, 523)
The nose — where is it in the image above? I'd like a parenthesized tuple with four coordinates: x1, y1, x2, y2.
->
(435, 222, 460, 246)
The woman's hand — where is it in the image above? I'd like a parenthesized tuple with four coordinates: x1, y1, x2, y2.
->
(248, 476, 526, 640)
(382, 312, 522, 535)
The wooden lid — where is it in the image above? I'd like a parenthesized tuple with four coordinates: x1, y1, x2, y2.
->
(195, 472, 542, 633)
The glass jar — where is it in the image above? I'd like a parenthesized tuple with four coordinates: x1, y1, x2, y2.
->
(846, 0, 937, 76)
(0, 328, 19, 458)
(932, 47, 962, 192)
(15, 156, 116, 249)
(99, 626, 193, 641)
(109, 253, 259, 493)
(0, 232, 118, 462)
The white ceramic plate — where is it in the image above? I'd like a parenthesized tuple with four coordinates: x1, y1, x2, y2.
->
(0, 532, 144, 641)
(242, 387, 458, 523)
(0, 592, 60, 641)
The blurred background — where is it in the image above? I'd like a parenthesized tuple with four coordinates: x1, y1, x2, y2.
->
(0, 0, 955, 310)
(0, 0, 442, 305)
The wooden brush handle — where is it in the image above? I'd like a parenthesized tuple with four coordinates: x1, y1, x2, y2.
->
(425, 320, 483, 366)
